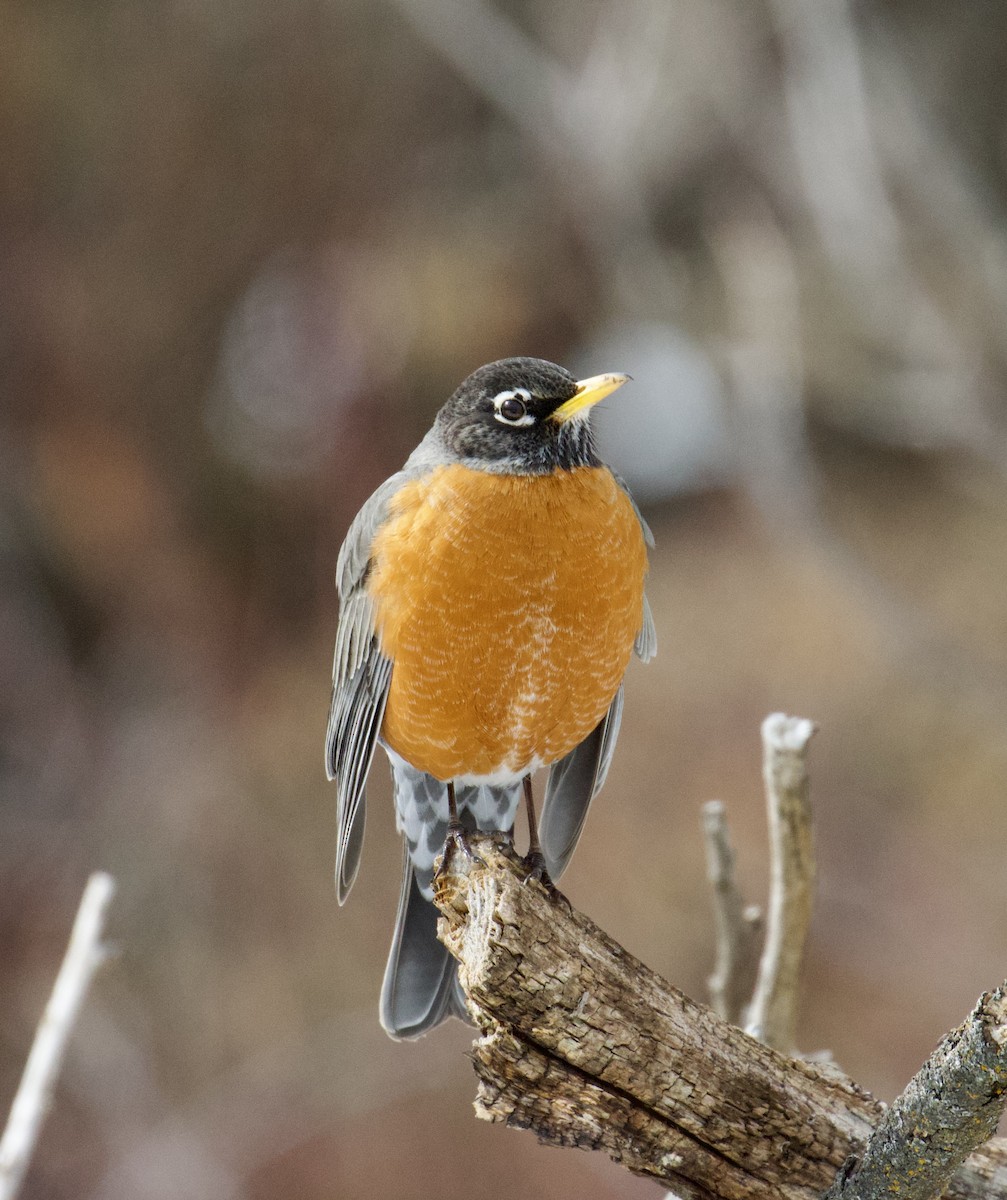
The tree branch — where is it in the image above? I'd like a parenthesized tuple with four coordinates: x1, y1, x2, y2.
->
(0, 873, 116, 1200)
(824, 985, 1007, 1200)
(433, 838, 1007, 1199)
(746, 713, 817, 1050)
(701, 799, 762, 1025)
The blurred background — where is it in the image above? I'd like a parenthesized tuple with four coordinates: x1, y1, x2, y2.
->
(3, 0, 1007, 1196)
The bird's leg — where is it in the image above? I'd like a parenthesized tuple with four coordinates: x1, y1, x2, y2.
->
(436, 781, 479, 879)
(522, 774, 544, 861)
(521, 775, 564, 900)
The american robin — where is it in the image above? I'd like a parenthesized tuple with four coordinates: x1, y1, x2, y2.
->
(325, 357, 655, 1039)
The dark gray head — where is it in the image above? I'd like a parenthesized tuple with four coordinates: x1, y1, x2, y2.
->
(431, 357, 629, 475)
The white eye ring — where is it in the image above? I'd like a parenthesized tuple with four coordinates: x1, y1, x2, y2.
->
(492, 388, 535, 427)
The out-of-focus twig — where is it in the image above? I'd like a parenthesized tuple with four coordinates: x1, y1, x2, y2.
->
(384, 0, 685, 314)
(768, 0, 902, 292)
(701, 800, 762, 1025)
(767, 0, 975, 430)
(0, 873, 116, 1200)
(865, 21, 1007, 436)
(746, 714, 816, 1052)
(824, 985, 1007, 1200)
(715, 205, 1007, 739)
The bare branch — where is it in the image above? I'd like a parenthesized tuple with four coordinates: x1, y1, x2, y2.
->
(0, 873, 116, 1200)
(824, 985, 1007, 1200)
(746, 713, 816, 1051)
(701, 800, 762, 1025)
(432, 836, 1007, 1198)
(435, 835, 870, 1197)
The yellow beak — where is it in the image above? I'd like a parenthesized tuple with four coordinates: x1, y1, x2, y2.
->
(551, 372, 631, 424)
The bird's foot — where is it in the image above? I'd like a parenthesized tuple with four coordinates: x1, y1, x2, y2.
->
(521, 849, 570, 908)
(435, 820, 483, 881)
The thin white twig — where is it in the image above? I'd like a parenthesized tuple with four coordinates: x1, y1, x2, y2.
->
(746, 715, 816, 1052)
(701, 800, 763, 1026)
(0, 872, 116, 1200)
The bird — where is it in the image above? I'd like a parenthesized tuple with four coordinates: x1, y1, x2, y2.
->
(325, 356, 655, 1039)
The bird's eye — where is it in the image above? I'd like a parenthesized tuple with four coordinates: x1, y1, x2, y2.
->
(493, 388, 534, 427)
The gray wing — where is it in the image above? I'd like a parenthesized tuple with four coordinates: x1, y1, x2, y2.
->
(325, 472, 408, 905)
(612, 468, 656, 549)
(613, 469, 656, 665)
(538, 472, 657, 876)
(635, 593, 657, 662)
(539, 686, 625, 879)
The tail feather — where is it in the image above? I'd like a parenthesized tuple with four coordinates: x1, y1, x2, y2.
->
(381, 749, 520, 1037)
(380, 844, 466, 1039)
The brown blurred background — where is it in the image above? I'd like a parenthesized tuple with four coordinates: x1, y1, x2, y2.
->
(3, 1, 1007, 1197)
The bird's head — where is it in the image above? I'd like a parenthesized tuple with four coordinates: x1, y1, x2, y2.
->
(433, 357, 630, 474)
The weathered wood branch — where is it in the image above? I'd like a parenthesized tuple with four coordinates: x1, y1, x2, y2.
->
(824, 985, 1007, 1200)
(433, 839, 1007, 1200)
(747, 713, 816, 1050)
(701, 799, 762, 1025)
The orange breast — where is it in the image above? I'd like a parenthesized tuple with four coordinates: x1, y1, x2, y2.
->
(367, 464, 648, 782)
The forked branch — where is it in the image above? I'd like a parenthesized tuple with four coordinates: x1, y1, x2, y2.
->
(434, 814, 1007, 1197)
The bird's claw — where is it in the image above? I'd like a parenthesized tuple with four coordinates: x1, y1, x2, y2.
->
(522, 850, 570, 908)
(435, 821, 483, 880)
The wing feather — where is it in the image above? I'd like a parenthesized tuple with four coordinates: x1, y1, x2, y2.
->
(539, 471, 655, 877)
(326, 471, 411, 904)
(611, 470, 657, 661)
(635, 593, 657, 662)
(327, 643, 392, 904)
(612, 469, 655, 549)
(539, 686, 625, 879)
(335, 472, 407, 598)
